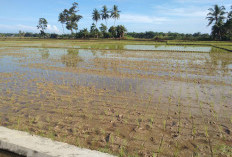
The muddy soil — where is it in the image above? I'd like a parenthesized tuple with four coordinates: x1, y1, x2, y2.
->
(0, 46, 232, 156)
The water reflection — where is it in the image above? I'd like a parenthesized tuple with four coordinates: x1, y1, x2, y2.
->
(61, 49, 83, 67)
(208, 52, 232, 74)
(1, 47, 232, 90)
(82, 44, 125, 50)
(39, 48, 50, 60)
(125, 45, 212, 52)
(79, 44, 212, 52)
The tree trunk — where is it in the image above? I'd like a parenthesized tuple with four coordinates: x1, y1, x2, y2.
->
(219, 29, 222, 40)
(62, 24, 65, 34)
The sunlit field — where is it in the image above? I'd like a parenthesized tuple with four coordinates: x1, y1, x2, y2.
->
(0, 39, 232, 156)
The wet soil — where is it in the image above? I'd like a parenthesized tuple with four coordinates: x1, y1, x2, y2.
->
(0, 44, 232, 157)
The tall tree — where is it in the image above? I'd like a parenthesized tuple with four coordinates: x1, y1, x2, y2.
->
(111, 5, 120, 26)
(223, 6, 232, 39)
(90, 23, 99, 38)
(59, 2, 82, 34)
(228, 6, 232, 20)
(92, 9, 101, 26)
(101, 5, 110, 27)
(37, 18, 48, 38)
(206, 5, 226, 40)
(58, 13, 66, 34)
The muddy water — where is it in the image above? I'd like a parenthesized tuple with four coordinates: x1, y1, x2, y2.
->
(1, 47, 232, 105)
(0, 45, 232, 156)
(0, 47, 231, 83)
(79, 44, 212, 52)
(124, 45, 212, 52)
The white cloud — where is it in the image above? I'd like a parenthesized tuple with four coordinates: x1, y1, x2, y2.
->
(0, 24, 61, 34)
(47, 24, 61, 34)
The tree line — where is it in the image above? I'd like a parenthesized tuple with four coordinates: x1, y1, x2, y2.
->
(36, 2, 127, 39)
(2, 3, 231, 40)
(127, 32, 211, 41)
(0, 31, 211, 41)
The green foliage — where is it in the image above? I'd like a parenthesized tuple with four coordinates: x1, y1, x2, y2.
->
(99, 23, 107, 33)
(127, 31, 211, 40)
(101, 5, 110, 26)
(100, 23, 110, 38)
(78, 28, 90, 38)
(50, 33, 58, 39)
(109, 26, 117, 38)
(37, 18, 48, 38)
(116, 25, 127, 38)
(58, 2, 83, 34)
(90, 23, 100, 38)
(58, 13, 66, 34)
(92, 9, 101, 25)
(18, 30, 25, 38)
(111, 5, 120, 26)
(207, 4, 232, 40)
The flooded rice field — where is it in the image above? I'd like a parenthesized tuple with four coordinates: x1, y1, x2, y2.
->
(0, 43, 232, 156)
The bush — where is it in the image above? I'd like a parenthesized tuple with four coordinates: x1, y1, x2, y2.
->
(50, 34, 58, 39)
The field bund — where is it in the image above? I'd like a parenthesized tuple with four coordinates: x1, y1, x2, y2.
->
(0, 126, 114, 157)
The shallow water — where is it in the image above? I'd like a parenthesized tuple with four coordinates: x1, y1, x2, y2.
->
(0, 44, 232, 157)
(79, 44, 212, 52)
(1, 47, 232, 86)
(124, 45, 212, 52)
(0, 46, 232, 96)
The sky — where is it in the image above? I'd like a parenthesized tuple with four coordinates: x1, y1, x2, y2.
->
(0, 0, 231, 34)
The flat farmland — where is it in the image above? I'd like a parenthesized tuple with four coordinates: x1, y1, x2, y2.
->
(0, 40, 232, 156)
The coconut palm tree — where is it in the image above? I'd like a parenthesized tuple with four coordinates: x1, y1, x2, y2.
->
(101, 5, 110, 27)
(111, 5, 120, 26)
(206, 5, 226, 40)
(92, 9, 101, 26)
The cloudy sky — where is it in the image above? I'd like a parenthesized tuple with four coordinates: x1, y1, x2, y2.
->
(0, 0, 231, 34)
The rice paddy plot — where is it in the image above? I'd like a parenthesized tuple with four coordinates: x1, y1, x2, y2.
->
(0, 41, 232, 157)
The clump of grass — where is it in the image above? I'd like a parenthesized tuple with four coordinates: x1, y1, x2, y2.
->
(214, 144, 232, 156)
